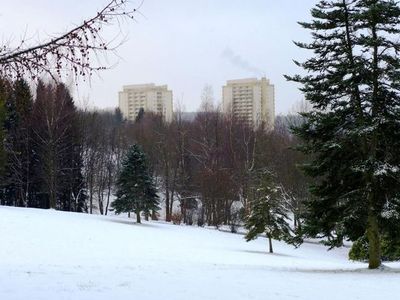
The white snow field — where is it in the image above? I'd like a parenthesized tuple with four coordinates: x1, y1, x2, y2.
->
(0, 206, 399, 300)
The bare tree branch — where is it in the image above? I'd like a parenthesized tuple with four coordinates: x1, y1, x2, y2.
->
(0, 0, 142, 81)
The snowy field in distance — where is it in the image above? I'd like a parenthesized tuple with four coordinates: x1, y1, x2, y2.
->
(0, 206, 399, 300)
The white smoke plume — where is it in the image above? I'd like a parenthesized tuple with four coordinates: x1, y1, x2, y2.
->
(221, 47, 265, 77)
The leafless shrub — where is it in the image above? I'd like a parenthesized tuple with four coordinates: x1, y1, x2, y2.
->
(171, 212, 182, 225)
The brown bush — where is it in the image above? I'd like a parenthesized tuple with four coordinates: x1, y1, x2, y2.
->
(171, 213, 182, 225)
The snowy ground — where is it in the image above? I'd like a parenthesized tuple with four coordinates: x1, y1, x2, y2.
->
(0, 206, 399, 300)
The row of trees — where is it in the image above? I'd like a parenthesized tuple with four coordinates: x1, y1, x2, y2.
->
(0, 0, 306, 268)
(122, 96, 309, 229)
(0, 79, 303, 258)
(0, 79, 85, 211)
(0, 0, 140, 212)
(1, 81, 308, 231)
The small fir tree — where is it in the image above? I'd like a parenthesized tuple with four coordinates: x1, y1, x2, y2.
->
(245, 171, 292, 253)
(112, 144, 159, 223)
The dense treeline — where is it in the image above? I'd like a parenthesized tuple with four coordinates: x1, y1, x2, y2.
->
(123, 106, 309, 228)
(0, 78, 309, 230)
(0, 80, 307, 230)
(0, 79, 85, 210)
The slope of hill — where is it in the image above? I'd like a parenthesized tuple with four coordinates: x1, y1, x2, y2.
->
(0, 206, 399, 300)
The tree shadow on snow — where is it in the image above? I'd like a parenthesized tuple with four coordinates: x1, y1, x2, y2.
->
(239, 249, 295, 258)
(105, 218, 162, 228)
(293, 265, 400, 274)
(286, 267, 400, 275)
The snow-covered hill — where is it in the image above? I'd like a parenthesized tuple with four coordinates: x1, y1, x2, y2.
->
(0, 206, 399, 300)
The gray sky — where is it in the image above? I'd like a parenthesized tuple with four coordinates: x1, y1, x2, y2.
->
(2, 0, 319, 114)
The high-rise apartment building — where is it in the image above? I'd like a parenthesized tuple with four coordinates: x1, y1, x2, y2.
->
(118, 83, 173, 122)
(222, 77, 275, 129)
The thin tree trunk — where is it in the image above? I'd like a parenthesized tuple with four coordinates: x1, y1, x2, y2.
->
(98, 186, 104, 215)
(181, 198, 187, 224)
(49, 147, 57, 209)
(165, 164, 171, 222)
(169, 166, 178, 217)
(89, 172, 94, 214)
(25, 132, 30, 208)
(136, 211, 141, 223)
(104, 175, 112, 216)
(367, 212, 381, 269)
(267, 233, 273, 253)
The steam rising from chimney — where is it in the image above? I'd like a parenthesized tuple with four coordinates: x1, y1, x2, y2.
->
(221, 47, 265, 77)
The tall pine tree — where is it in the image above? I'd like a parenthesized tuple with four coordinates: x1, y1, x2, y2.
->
(3, 79, 33, 207)
(54, 83, 86, 212)
(112, 144, 159, 223)
(287, 0, 400, 269)
(0, 79, 9, 184)
(31, 81, 85, 210)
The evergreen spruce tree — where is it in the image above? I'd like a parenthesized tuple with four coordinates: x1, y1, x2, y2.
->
(3, 79, 33, 207)
(114, 107, 124, 124)
(245, 171, 292, 253)
(0, 79, 10, 181)
(112, 144, 159, 223)
(54, 83, 86, 212)
(135, 107, 145, 123)
(287, 0, 400, 269)
(30, 81, 86, 210)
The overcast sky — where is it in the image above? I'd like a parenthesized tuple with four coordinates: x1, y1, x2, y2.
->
(2, 0, 320, 114)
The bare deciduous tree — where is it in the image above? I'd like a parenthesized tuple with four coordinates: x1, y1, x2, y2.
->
(0, 0, 141, 80)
